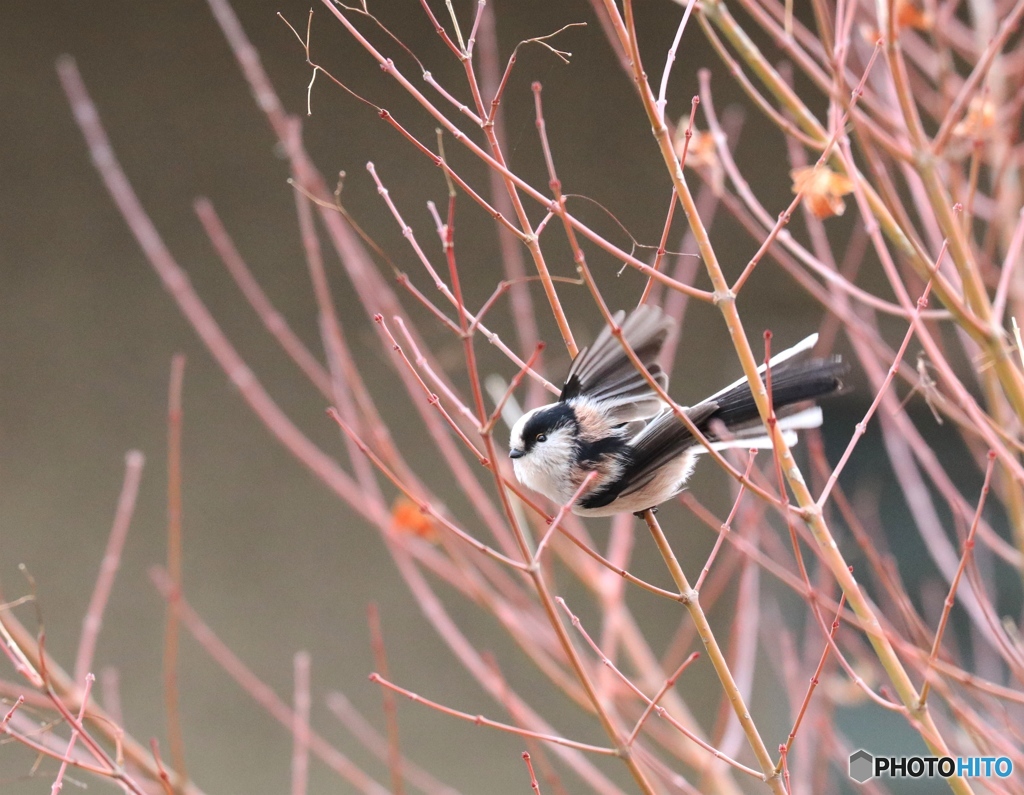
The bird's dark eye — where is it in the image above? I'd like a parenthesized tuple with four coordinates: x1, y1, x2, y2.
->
(536, 433, 547, 443)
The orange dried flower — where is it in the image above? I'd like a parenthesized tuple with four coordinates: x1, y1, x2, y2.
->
(894, 0, 932, 30)
(858, 23, 884, 45)
(675, 129, 712, 166)
(952, 97, 997, 139)
(790, 166, 855, 219)
(675, 127, 723, 193)
(859, 1, 931, 42)
(390, 496, 439, 541)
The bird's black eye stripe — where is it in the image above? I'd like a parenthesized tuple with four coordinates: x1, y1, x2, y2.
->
(521, 404, 577, 451)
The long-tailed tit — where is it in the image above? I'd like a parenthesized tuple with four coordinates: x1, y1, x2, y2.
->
(508, 306, 847, 516)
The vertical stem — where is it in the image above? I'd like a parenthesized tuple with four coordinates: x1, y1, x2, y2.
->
(164, 354, 187, 792)
(641, 510, 785, 794)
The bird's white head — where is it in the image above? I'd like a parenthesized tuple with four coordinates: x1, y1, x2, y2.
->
(508, 403, 580, 504)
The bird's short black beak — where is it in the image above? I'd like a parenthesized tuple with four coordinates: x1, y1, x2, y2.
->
(509, 448, 524, 459)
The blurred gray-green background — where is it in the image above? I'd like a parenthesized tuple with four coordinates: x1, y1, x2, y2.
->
(0, 1, 926, 792)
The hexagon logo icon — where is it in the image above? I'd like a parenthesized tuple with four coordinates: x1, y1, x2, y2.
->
(849, 750, 874, 783)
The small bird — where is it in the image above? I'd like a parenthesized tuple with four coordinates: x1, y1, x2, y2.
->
(508, 306, 847, 517)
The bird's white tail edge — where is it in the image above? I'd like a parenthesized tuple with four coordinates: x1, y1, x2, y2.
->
(707, 333, 819, 401)
(704, 405, 823, 452)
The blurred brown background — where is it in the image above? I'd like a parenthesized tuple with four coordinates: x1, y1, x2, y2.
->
(1, 1, 864, 791)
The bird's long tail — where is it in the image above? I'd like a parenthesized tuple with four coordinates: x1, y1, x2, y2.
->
(624, 334, 847, 474)
(696, 351, 848, 450)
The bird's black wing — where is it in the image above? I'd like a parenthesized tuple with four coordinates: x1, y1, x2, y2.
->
(580, 353, 848, 510)
(559, 306, 672, 423)
(579, 404, 716, 510)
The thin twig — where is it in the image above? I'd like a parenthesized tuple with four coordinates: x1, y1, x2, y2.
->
(74, 451, 145, 683)
(291, 652, 311, 795)
(774, 595, 845, 774)
(369, 674, 619, 756)
(50, 673, 94, 795)
(367, 605, 404, 795)
(522, 752, 542, 794)
(919, 453, 997, 707)
(164, 354, 187, 789)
